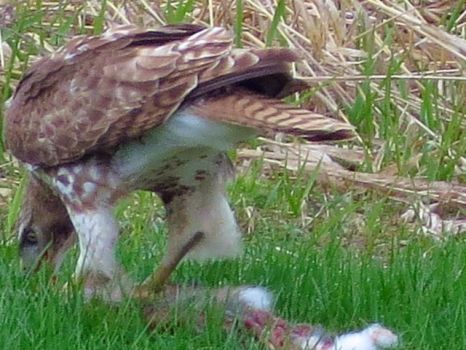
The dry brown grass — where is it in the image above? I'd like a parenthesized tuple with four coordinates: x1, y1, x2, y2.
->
(0, 0, 465, 236)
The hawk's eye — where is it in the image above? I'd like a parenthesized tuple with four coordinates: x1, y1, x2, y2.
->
(21, 229, 38, 245)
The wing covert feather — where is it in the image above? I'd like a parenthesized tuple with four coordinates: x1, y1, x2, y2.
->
(5, 25, 303, 166)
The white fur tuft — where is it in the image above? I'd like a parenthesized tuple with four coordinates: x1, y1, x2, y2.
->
(334, 324, 398, 350)
(364, 324, 398, 348)
(237, 286, 274, 311)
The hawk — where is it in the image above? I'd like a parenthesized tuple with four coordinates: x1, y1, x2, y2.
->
(6, 24, 354, 300)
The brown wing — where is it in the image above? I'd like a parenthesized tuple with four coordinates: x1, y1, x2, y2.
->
(187, 89, 355, 141)
(5, 24, 299, 166)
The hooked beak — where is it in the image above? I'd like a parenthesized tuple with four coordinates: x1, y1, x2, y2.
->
(21, 241, 52, 277)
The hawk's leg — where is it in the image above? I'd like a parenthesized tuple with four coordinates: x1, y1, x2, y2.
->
(68, 207, 132, 301)
(133, 231, 204, 299)
(136, 160, 241, 299)
(44, 161, 133, 302)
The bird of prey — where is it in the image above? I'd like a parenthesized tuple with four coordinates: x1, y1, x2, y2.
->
(6, 24, 354, 301)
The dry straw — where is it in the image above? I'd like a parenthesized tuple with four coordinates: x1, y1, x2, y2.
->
(1, 0, 465, 235)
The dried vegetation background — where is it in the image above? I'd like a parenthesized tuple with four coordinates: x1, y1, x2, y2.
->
(0, 0, 465, 238)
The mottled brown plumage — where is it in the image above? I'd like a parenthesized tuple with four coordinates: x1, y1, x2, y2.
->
(5, 24, 336, 167)
(7, 24, 354, 302)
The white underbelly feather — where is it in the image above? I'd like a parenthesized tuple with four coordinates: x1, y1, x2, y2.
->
(112, 110, 256, 188)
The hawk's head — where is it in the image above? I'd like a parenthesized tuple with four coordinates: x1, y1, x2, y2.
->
(17, 175, 75, 273)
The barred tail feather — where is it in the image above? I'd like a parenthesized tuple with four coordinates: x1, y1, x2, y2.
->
(187, 90, 355, 142)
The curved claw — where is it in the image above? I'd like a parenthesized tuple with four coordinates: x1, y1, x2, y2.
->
(133, 231, 205, 301)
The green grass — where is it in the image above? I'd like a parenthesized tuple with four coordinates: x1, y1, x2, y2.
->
(0, 1, 465, 349)
(1, 172, 465, 349)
